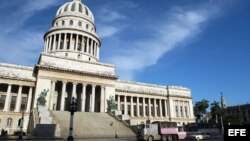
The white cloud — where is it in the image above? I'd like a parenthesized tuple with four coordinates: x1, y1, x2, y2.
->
(0, 0, 59, 34)
(97, 25, 119, 38)
(105, 3, 221, 80)
(0, 0, 60, 65)
(0, 31, 43, 65)
(98, 8, 126, 22)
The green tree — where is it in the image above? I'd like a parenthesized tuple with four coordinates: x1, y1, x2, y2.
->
(210, 101, 221, 124)
(194, 99, 209, 122)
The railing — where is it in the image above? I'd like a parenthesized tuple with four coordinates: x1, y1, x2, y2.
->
(107, 111, 132, 127)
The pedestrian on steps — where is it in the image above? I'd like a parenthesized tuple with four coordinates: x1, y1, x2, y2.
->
(115, 129, 119, 140)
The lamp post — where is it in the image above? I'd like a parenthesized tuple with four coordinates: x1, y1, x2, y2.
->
(67, 97, 77, 141)
(18, 113, 24, 141)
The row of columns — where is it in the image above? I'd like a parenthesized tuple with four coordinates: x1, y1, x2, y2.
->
(44, 33, 99, 57)
(174, 100, 191, 118)
(1, 84, 33, 113)
(49, 80, 106, 113)
(116, 95, 169, 118)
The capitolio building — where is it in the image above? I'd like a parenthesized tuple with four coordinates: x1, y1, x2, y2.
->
(0, 0, 195, 136)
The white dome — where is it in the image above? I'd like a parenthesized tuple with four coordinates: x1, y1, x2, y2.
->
(56, 0, 94, 22)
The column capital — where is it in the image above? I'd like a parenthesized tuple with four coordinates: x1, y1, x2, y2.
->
(73, 82, 78, 85)
(62, 81, 67, 84)
(82, 83, 87, 86)
(92, 84, 97, 87)
(51, 80, 57, 83)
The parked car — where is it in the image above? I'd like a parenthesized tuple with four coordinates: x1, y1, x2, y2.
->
(188, 132, 210, 140)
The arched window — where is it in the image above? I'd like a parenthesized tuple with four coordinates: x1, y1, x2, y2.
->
(71, 3, 76, 11)
(79, 4, 82, 13)
(7, 118, 12, 127)
(62, 20, 65, 26)
(78, 21, 82, 27)
(85, 7, 89, 16)
(86, 24, 89, 30)
(64, 5, 69, 12)
(70, 20, 73, 26)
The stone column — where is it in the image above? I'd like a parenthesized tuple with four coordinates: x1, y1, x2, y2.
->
(14, 86, 23, 112)
(3, 84, 12, 111)
(49, 80, 56, 110)
(159, 99, 163, 117)
(148, 98, 151, 117)
(44, 38, 47, 52)
(72, 82, 77, 98)
(164, 100, 168, 117)
(124, 96, 127, 115)
(52, 34, 56, 51)
(82, 36, 85, 53)
(58, 34, 61, 50)
(70, 33, 73, 50)
(26, 87, 33, 112)
(143, 97, 146, 117)
(48, 36, 52, 51)
(100, 86, 105, 112)
(137, 97, 140, 117)
(87, 37, 90, 53)
(90, 39, 93, 55)
(117, 95, 120, 111)
(93, 41, 96, 56)
(91, 85, 96, 112)
(76, 34, 79, 51)
(63, 33, 67, 50)
(189, 100, 194, 118)
(60, 81, 67, 111)
(81, 84, 86, 112)
(97, 44, 99, 59)
(154, 98, 157, 117)
(130, 96, 134, 117)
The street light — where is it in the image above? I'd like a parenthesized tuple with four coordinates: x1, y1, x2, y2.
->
(18, 113, 24, 141)
(67, 97, 77, 141)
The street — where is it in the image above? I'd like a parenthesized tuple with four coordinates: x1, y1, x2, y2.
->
(1, 136, 223, 141)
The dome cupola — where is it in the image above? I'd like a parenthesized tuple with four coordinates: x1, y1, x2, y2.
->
(43, 0, 101, 62)
(56, 0, 94, 22)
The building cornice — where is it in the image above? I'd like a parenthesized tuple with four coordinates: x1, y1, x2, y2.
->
(116, 89, 167, 97)
(0, 75, 35, 82)
(36, 65, 118, 80)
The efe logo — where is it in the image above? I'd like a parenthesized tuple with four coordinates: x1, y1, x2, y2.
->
(228, 129, 246, 136)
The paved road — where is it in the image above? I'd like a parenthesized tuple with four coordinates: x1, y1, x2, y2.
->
(2, 136, 223, 141)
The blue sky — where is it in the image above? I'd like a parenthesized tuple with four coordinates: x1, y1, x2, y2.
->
(0, 0, 249, 106)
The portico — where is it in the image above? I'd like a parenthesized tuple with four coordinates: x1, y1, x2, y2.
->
(48, 80, 107, 112)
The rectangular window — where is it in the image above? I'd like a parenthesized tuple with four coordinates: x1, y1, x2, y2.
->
(180, 106, 183, 117)
(20, 96, 27, 112)
(10, 96, 17, 111)
(185, 107, 188, 117)
(175, 106, 179, 117)
(0, 95, 6, 110)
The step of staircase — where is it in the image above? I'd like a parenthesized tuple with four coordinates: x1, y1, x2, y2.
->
(51, 111, 135, 138)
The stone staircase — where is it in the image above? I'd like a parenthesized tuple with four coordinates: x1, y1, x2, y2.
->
(51, 111, 135, 138)
(34, 106, 61, 137)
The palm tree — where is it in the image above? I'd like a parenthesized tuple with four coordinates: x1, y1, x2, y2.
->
(194, 99, 209, 123)
(210, 101, 221, 124)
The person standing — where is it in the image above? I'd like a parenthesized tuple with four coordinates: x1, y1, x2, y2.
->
(115, 129, 119, 140)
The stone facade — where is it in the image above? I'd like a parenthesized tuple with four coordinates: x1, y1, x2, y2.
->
(0, 0, 195, 134)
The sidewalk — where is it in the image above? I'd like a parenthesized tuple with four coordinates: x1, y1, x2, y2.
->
(0, 135, 63, 140)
